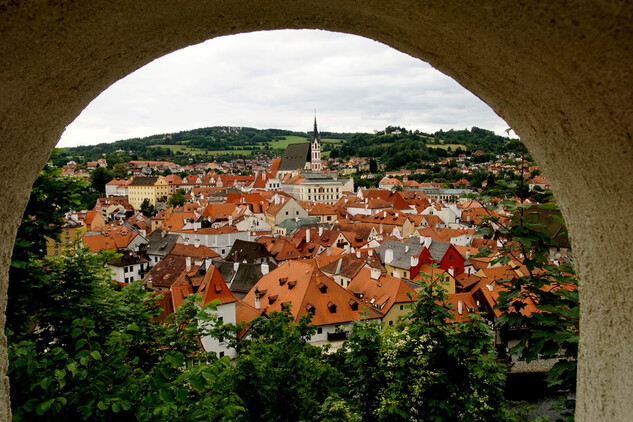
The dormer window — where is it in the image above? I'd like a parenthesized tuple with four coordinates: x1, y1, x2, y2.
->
(288, 280, 296, 289)
(305, 303, 316, 314)
(268, 294, 278, 304)
(349, 300, 359, 311)
(327, 302, 337, 313)
(318, 283, 327, 294)
(279, 277, 288, 286)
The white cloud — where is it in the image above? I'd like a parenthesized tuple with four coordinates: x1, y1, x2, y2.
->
(57, 29, 508, 147)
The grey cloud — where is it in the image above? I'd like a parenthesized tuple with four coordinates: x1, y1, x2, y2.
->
(58, 30, 508, 147)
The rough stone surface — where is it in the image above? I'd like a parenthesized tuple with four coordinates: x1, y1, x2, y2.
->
(1, 1, 632, 420)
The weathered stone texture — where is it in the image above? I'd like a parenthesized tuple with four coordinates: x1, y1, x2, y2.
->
(1, 2, 631, 420)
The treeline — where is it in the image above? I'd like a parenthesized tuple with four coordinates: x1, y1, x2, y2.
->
(332, 127, 521, 170)
(59, 125, 521, 171)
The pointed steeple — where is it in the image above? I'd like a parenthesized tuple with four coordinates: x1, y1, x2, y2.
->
(310, 114, 322, 173)
(313, 115, 320, 142)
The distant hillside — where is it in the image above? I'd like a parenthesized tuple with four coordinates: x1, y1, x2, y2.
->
(55, 125, 519, 169)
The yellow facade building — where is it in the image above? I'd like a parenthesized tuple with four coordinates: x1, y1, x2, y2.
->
(127, 176, 170, 210)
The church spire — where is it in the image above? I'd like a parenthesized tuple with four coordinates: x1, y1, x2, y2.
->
(313, 113, 320, 142)
(310, 113, 322, 173)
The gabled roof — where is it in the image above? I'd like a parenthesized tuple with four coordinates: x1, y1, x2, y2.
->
(81, 225, 140, 252)
(128, 176, 159, 186)
(471, 270, 537, 318)
(243, 260, 382, 326)
(170, 243, 220, 259)
(427, 240, 451, 262)
(256, 236, 302, 261)
(146, 231, 181, 256)
(194, 265, 237, 306)
(278, 143, 310, 171)
(226, 239, 272, 263)
(320, 254, 366, 279)
(217, 261, 278, 295)
(444, 292, 479, 322)
(375, 240, 425, 270)
(144, 255, 191, 289)
(202, 203, 237, 220)
(347, 267, 417, 313)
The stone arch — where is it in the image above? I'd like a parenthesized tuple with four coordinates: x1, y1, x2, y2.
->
(1, 2, 632, 420)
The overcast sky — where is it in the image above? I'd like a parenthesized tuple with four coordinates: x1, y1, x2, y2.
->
(57, 30, 509, 148)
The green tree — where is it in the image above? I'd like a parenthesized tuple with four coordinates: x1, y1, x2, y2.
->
(168, 189, 187, 207)
(7, 165, 90, 332)
(8, 251, 243, 421)
(139, 198, 155, 217)
(338, 283, 511, 422)
(369, 158, 378, 173)
(479, 201, 578, 419)
(90, 166, 114, 193)
(112, 163, 129, 179)
(219, 310, 345, 422)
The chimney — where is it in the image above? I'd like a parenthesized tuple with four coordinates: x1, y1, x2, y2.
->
(405, 245, 409, 253)
(233, 262, 240, 272)
(383, 211, 387, 218)
(194, 238, 200, 248)
(385, 247, 394, 264)
(368, 249, 373, 257)
(229, 215, 233, 226)
(261, 262, 270, 275)
(370, 268, 381, 280)
(356, 250, 361, 258)
(411, 255, 419, 267)
(458, 300, 463, 315)
(448, 267, 454, 277)
(161, 231, 166, 238)
(306, 229, 311, 243)
(424, 237, 432, 248)
(186, 256, 192, 272)
(466, 250, 471, 259)
(254, 287, 261, 310)
(318, 226, 324, 236)
(379, 224, 383, 235)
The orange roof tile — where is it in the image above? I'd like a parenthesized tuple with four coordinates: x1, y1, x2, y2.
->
(170, 243, 220, 259)
(243, 260, 383, 326)
(347, 267, 417, 313)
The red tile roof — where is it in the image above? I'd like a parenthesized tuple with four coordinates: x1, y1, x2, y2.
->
(243, 260, 383, 326)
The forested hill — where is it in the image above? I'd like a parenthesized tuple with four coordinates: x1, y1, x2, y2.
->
(57, 125, 519, 168)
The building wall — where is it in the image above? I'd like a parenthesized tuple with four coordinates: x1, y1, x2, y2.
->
(200, 302, 237, 358)
(3, 3, 633, 420)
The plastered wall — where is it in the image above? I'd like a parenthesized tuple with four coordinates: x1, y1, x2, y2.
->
(1, 1, 632, 420)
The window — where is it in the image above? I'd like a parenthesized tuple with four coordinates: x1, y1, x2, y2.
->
(317, 327, 322, 334)
(219, 351, 224, 358)
(389, 320, 393, 326)
(400, 305, 404, 310)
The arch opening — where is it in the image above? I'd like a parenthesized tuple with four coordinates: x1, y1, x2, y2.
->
(1, 3, 632, 421)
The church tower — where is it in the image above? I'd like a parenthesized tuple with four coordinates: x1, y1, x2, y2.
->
(310, 116, 322, 172)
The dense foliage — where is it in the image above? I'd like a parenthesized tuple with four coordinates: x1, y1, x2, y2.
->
(477, 199, 578, 420)
(336, 283, 512, 422)
(57, 125, 520, 171)
(7, 166, 566, 421)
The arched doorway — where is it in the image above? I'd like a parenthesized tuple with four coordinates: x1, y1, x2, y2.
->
(1, 2, 632, 420)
